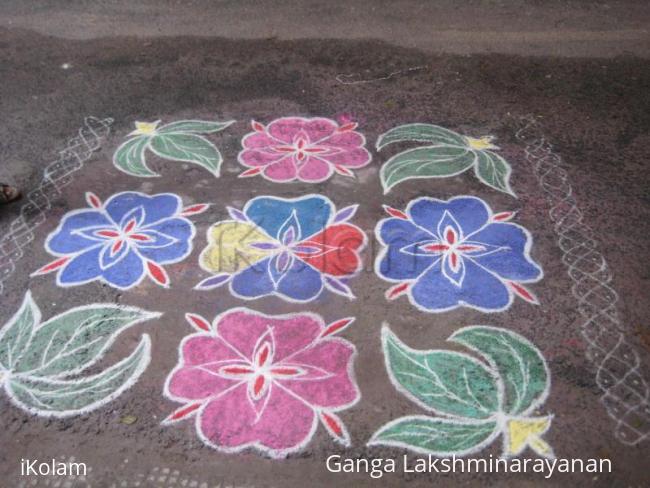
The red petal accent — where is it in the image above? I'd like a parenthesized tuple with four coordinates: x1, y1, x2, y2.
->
(450, 252, 458, 270)
(185, 313, 211, 332)
(181, 204, 209, 216)
(222, 366, 254, 375)
(320, 317, 355, 338)
(456, 244, 484, 252)
(319, 411, 350, 445)
(508, 281, 539, 304)
(446, 228, 456, 245)
(85, 192, 102, 209)
(386, 282, 409, 300)
(163, 402, 202, 424)
(493, 211, 516, 222)
(124, 219, 137, 234)
(270, 367, 300, 376)
(111, 239, 124, 255)
(96, 230, 120, 238)
(252, 120, 265, 132)
(424, 243, 449, 252)
(383, 205, 408, 220)
(147, 261, 169, 287)
(337, 122, 358, 132)
(129, 233, 151, 242)
(253, 375, 266, 397)
(239, 167, 263, 178)
(32, 256, 70, 275)
(333, 165, 354, 177)
(256, 342, 271, 367)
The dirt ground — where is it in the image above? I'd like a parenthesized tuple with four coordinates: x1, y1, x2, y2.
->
(0, 2, 649, 487)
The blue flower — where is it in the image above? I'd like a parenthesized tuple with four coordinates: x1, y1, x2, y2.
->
(375, 196, 543, 312)
(38, 192, 197, 289)
(197, 194, 366, 302)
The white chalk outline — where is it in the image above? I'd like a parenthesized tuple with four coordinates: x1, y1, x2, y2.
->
(0, 117, 113, 295)
(374, 195, 543, 313)
(162, 307, 361, 459)
(197, 194, 368, 303)
(515, 116, 650, 446)
(237, 117, 372, 184)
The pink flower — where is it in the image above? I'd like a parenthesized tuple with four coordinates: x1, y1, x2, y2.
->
(163, 309, 360, 458)
(238, 117, 372, 182)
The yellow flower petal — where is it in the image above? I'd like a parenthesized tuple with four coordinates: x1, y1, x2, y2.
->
(129, 120, 161, 136)
(506, 415, 553, 458)
(466, 136, 499, 151)
(199, 222, 275, 273)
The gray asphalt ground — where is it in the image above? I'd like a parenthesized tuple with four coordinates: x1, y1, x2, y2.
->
(0, 1, 649, 487)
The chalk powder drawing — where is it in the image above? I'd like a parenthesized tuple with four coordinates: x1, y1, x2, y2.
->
(0, 116, 113, 295)
(376, 123, 515, 195)
(375, 196, 543, 313)
(163, 308, 360, 458)
(515, 116, 650, 445)
(32, 191, 207, 289)
(196, 194, 366, 301)
(113, 119, 234, 177)
(369, 325, 554, 458)
(0, 291, 159, 417)
(237, 117, 372, 182)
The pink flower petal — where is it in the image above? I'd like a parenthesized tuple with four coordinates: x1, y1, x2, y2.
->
(262, 156, 298, 181)
(242, 131, 280, 149)
(166, 336, 243, 400)
(199, 382, 316, 454)
(323, 131, 365, 149)
(267, 117, 338, 144)
(239, 149, 288, 168)
(302, 118, 338, 141)
(323, 147, 372, 168)
(216, 310, 322, 362)
(277, 340, 358, 408)
(297, 156, 333, 182)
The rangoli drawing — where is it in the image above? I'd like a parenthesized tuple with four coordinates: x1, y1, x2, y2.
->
(237, 117, 372, 182)
(0, 291, 159, 417)
(33, 191, 206, 289)
(163, 308, 360, 458)
(197, 194, 366, 301)
(113, 119, 234, 177)
(376, 123, 515, 195)
(375, 196, 543, 313)
(369, 325, 553, 458)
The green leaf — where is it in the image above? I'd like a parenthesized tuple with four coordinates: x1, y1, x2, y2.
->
(0, 292, 39, 370)
(376, 124, 467, 150)
(474, 150, 515, 196)
(157, 119, 234, 134)
(369, 416, 498, 455)
(149, 133, 222, 177)
(7, 336, 151, 417)
(380, 146, 475, 193)
(450, 326, 549, 415)
(113, 136, 158, 177)
(12, 305, 159, 379)
(382, 327, 500, 419)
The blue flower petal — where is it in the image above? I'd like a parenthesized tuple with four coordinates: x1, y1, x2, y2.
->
(101, 248, 145, 289)
(58, 246, 103, 284)
(230, 258, 275, 298)
(409, 197, 490, 238)
(377, 218, 436, 280)
(277, 259, 323, 301)
(136, 218, 193, 263)
(411, 259, 510, 311)
(47, 210, 113, 254)
(468, 223, 542, 281)
(104, 192, 181, 227)
(244, 196, 332, 240)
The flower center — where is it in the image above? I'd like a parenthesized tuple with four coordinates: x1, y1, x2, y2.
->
(273, 136, 327, 163)
(422, 226, 486, 273)
(95, 218, 152, 256)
